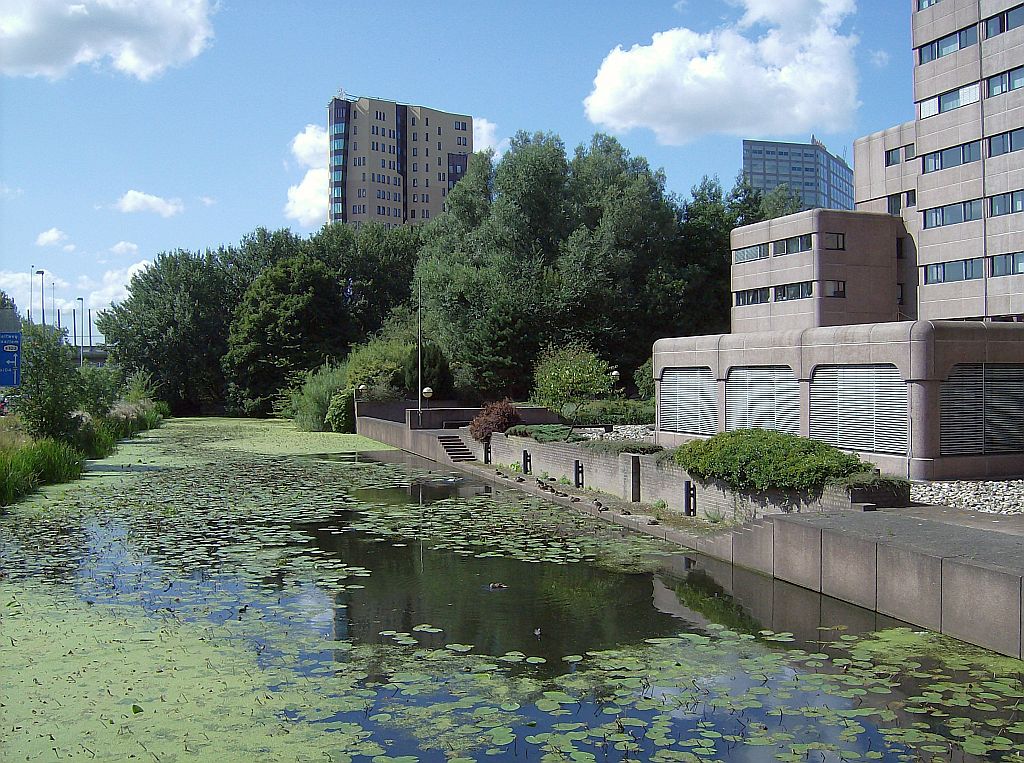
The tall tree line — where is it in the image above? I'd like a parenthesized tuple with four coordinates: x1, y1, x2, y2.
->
(98, 133, 799, 412)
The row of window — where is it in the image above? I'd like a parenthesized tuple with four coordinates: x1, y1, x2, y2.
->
(376, 189, 402, 202)
(885, 144, 915, 166)
(923, 189, 1024, 228)
(988, 65, 1024, 97)
(453, 120, 469, 131)
(456, 136, 469, 146)
(371, 125, 396, 138)
(917, 0, 940, 10)
(732, 233, 845, 263)
(987, 4, 1024, 38)
(734, 281, 840, 306)
(887, 190, 916, 215)
(923, 253, 1024, 283)
(922, 64, 1024, 120)
(331, 122, 346, 136)
(918, 25, 977, 64)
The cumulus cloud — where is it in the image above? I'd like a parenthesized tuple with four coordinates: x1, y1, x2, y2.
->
(62, 244, 76, 253)
(869, 49, 890, 68)
(0, 0, 215, 80)
(198, 195, 216, 206)
(110, 240, 138, 255)
(0, 182, 23, 198)
(84, 260, 151, 308)
(584, 0, 860, 144)
(284, 125, 328, 227)
(0, 270, 70, 318)
(472, 117, 510, 158)
(35, 227, 69, 247)
(115, 189, 184, 217)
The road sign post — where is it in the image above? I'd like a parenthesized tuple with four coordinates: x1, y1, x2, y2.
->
(0, 332, 22, 387)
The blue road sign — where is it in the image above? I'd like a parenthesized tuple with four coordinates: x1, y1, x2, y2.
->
(0, 332, 21, 387)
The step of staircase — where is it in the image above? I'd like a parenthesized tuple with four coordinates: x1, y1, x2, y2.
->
(437, 434, 475, 463)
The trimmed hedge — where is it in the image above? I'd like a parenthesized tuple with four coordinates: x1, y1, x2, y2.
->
(505, 424, 584, 443)
(673, 428, 869, 493)
(581, 440, 663, 456)
(573, 399, 654, 426)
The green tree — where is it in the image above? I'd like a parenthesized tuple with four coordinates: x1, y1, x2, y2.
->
(402, 342, 454, 399)
(344, 337, 412, 399)
(760, 183, 805, 220)
(97, 250, 229, 414)
(676, 176, 734, 336)
(15, 324, 82, 441)
(78, 363, 123, 418)
(223, 256, 354, 416)
(726, 173, 764, 228)
(531, 342, 614, 420)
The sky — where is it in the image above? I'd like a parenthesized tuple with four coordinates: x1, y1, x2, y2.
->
(0, 0, 913, 337)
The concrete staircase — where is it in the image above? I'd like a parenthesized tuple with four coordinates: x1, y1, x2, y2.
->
(437, 433, 475, 463)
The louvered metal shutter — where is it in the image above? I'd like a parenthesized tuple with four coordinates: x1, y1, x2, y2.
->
(658, 367, 717, 435)
(942, 364, 1024, 454)
(940, 364, 984, 455)
(725, 367, 800, 435)
(810, 365, 907, 454)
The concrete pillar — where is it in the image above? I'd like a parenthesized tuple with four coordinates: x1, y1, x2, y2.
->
(908, 379, 941, 480)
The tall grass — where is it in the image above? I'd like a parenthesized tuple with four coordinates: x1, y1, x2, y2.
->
(292, 362, 349, 431)
(0, 439, 83, 506)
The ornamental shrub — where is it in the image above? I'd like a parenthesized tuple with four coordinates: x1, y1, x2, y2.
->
(468, 400, 521, 442)
(292, 362, 348, 432)
(325, 388, 356, 433)
(674, 429, 869, 493)
(573, 399, 654, 426)
(505, 424, 583, 443)
(581, 440, 663, 455)
(345, 338, 411, 401)
(531, 342, 613, 418)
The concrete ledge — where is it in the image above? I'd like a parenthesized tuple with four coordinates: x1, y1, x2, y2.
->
(876, 543, 942, 631)
(731, 523, 773, 575)
(821, 529, 877, 610)
(941, 558, 1022, 658)
(773, 520, 822, 592)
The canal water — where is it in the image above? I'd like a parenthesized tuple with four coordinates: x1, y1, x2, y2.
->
(1, 442, 1022, 761)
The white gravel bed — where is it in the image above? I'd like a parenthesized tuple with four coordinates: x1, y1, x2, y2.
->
(911, 480, 1024, 515)
(575, 424, 656, 442)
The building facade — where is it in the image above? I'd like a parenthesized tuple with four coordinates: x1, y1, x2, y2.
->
(742, 138, 855, 211)
(656, 0, 1024, 480)
(327, 92, 473, 228)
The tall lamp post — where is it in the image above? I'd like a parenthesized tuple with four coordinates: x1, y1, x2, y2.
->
(36, 270, 45, 325)
(28, 263, 34, 324)
(76, 297, 84, 366)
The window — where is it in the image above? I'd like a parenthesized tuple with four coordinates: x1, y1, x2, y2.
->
(918, 0, 940, 8)
(987, 66, 1024, 97)
(888, 193, 902, 215)
(331, 122, 346, 136)
(331, 138, 345, 151)
(774, 282, 813, 301)
(412, 147, 418, 157)
(919, 25, 978, 64)
(904, 144, 916, 160)
(989, 128, 1024, 157)
(332, 170, 343, 181)
(992, 252, 1024, 276)
(990, 190, 1024, 216)
(922, 140, 982, 172)
(906, 190, 917, 208)
(923, 199, 983, 228)
(823, 280, 846, 298)
(920, 83, 980, 118)
(885, 148, 902, 166)
(823, 233, 845, 250)
(733, 243, 769, 263)
(734, 287, 770, 306)
(772, 234, 812, 256)
(986, 5, 1024, 37)
(923, 258, 984, 283)
(897, 283, 905, 305)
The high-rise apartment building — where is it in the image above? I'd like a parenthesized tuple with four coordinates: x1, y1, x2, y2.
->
(653, 0, 1024, 481)
(327, 92, 473, 228)
(742, 137, 854, 211)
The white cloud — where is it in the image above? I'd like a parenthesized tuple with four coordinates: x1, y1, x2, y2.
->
(285, 168, 329, 227)
(62, 244, 76, 253)
(35, 227, 69, 247)
(110, 240, 139, 255)
(0, 182, 23, 198)
(869, 49, 890, 68)
(115, 189, 184, 217)
(199, 195, 216, 206)
(284, 125, 328, 227)
(84, 260, 151, 309)
(0, 270, 70, 318)
(0, 0, 215, 81)
(584, 0, 860, 144)
(472, 117, 510, 157)
(291, 124, 328, 169)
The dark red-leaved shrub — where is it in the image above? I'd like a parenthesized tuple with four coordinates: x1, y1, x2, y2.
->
(468, 400, 521, 442)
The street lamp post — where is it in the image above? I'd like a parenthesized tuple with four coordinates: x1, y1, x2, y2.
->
(417, 277, 423, 415)
(355, 383, 368, 431)
(28, 263, 34, 324)
(76, 297, 84, 366)
(36, 270, 45, 326)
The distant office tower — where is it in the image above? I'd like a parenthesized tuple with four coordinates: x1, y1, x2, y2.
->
(327, 91, 473, 228)
(742, 137, 854, 211)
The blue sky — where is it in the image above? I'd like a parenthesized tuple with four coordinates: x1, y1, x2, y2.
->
(0, 0, 912, 332)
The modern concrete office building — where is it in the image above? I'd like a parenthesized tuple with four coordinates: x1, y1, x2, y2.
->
(327, 91, 473, 228)
(742, 138, 855, 211)
(656, 0, 1024, 480)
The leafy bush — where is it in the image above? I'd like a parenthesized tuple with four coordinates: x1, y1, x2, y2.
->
(573, 399, 654, 426)
(402, 342, 454, 399)
(505, 424, 584, 443)
(634, 358, 654, 400)
(14, 324, 83, 442)
(325, 388, 355, 433)
(581, 440, 663, 455)
(78, 363, 123, 418)
(123, 369, 159, 404)
(345, 338, 411, 401)
(531, 342, 613, 417)
(152, 401, 172, 419)
(673, 429, 869, 493)
(468, 400, 521, 443)
(292, 363, 349, 432)
(76, 419, 117, 460)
